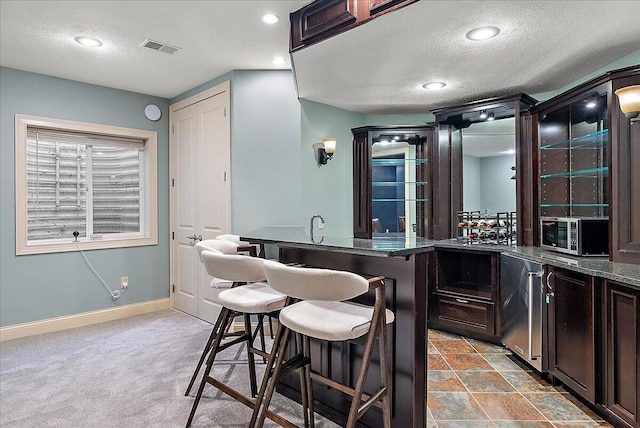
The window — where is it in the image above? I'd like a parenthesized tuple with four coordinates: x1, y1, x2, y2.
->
(15, 115, 158, 255)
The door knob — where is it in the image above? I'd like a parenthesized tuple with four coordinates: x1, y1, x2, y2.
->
(186, 234, 202, 245)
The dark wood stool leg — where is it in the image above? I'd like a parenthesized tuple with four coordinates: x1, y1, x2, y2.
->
(252, 326, 292, 428)
(257, 314, 267, 363)
(186, 308, 233, 427)
(303, 335, 315, 428)
(295, 333, 310, 428)
(346, 314, 382, 428)
(184, 309, 227, 396)
(378, 318, 391, 428)
(244, 313, 258, 397)
(268, 315, 274, 339)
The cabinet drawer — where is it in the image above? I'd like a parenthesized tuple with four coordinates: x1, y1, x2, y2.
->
(432, 293, 495, 336)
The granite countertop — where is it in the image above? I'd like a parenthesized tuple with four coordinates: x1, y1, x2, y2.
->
(435, 239, 640, 289)
(241, 227, 436, 257)
(241, 228, 640, 288)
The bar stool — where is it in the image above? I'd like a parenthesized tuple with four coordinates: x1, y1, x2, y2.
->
(184, 239, 245, 396)
(186, 251, 300, 428)
(217, 233, 274, 337)
(217, 233, 259, 257)
(251, 261, 394, 428)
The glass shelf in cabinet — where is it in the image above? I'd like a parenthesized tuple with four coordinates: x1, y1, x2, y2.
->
(540, 203, 609, 207)
(371, 158, 428, 166)
(540, 129, 608, 150)
(540, 166, 608, 179)
(372, 198, 429, 202)
(372, 181, 428, 187)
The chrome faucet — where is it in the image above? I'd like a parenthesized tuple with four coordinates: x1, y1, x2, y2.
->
(310, 215, 325, 243)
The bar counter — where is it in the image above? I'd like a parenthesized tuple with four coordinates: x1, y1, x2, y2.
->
(242, 227, 433, 428)
(241, 228, 640, 427)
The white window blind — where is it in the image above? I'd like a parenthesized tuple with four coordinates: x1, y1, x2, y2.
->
(26, 128, 144, 242)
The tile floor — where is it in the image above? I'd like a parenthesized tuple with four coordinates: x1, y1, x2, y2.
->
(426, 329, 612, 428)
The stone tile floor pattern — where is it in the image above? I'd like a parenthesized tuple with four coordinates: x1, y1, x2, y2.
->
(426, 329, 612, 428)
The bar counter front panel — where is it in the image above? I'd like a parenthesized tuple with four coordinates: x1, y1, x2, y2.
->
(242, 228, 433, 428)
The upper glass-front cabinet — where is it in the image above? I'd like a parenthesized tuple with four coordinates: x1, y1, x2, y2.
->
(352, 126, 432, 239)
(538, 88, 609, 218)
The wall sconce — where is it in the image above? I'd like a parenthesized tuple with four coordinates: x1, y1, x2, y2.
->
(318, 138, 337, 165)
(615, 85, 640, 120)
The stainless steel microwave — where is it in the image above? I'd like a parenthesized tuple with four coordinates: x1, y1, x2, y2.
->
(540, 217, 609, 256)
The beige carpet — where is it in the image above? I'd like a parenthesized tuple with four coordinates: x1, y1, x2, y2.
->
(0, 310, 339, 428)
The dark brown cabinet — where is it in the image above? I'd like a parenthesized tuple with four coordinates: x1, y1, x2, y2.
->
(547, 266, 597, 404)
(537, 86, 609, 219)
(611, 71, 640, 265)
(431, 94, 538, 243)
(531, 65, 640, 264)
(603, 280, 640, 428)
(290, 0, 419, 51)
(351, 126, 433, 239)
(429, 249, 499, 341)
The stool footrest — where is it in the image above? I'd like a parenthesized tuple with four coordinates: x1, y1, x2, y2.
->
(203, 375, 298, 428)
(358, 386, 387, 417)
(309, 372, 383, 410)
(248, 346, 270, 360)
(273, 354, 311, 379)
(217, 334, 251, 353)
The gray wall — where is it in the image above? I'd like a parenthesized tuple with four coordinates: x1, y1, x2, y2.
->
(0, 67, 170, 327)
(300, 100, 365, 237)
(463, 155, 481, 211)
(480, 155, 516, 213)
(170, 70, 302, 235)
(231, 70, 302, 234)
(463, 154, 516, 214)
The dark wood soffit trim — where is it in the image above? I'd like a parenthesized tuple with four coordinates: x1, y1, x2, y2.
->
(431, 94, 538, 122)
(531, 65, 640, 114)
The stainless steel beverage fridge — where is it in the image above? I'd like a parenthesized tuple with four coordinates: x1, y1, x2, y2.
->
(500, 254, 545, 372)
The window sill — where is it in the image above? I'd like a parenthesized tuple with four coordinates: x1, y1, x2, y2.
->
(16, 236, 158, 256)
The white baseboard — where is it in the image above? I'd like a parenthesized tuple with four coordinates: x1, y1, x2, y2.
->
(0, 298, 171, 342)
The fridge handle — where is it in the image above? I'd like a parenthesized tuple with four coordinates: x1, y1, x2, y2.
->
(527, 271, 542, 361)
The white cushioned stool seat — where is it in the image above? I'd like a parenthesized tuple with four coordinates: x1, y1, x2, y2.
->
(218, 282, 287, 314)
(279, 300, 394, 341)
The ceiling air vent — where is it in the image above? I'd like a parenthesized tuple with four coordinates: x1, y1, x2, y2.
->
(140, 39, 180, 55)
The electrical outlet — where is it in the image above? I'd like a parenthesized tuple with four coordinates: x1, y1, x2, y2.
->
(120, 276, 129, 289)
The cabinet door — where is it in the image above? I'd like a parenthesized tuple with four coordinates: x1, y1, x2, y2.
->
(604, 281, 639, 428)
(547, 267, 596, 403)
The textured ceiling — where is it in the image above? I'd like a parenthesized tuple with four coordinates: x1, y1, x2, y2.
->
(1, 0, 639, 113)
(0, 0, 307, 98)
(292, 0, 640, 113)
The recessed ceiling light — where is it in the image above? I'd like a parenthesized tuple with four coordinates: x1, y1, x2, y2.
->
(272, 56, 286, 65)
(262, 14, 279, 24)
(487, 112, 495, 121)
(465, 26, 500, 41)
(74, 36, 103, 47)
(423, 82, 446, 90)
(479, 110, 488, 119)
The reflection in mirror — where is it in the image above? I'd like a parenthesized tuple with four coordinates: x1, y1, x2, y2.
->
(462, 118, 516, 214)
(372, 135, 424, 238)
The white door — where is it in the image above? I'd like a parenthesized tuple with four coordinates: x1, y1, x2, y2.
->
(170, 82, 231, 323)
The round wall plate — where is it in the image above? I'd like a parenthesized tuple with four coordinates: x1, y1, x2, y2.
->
(144, 104, 162, 121)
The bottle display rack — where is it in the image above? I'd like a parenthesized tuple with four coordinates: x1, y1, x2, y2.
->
(456, 211, 516, 245)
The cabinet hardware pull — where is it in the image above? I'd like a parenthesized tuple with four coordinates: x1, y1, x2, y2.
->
(455, 298, 469, 304)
